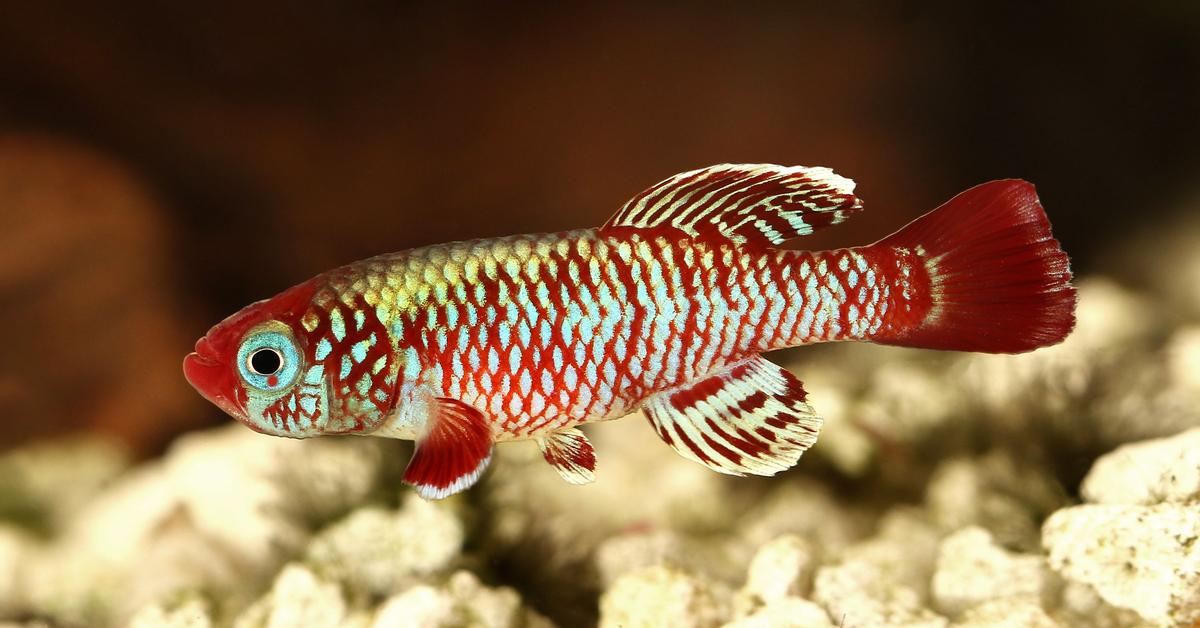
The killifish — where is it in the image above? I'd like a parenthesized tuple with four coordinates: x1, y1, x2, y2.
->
(183, 164, 1076, 498)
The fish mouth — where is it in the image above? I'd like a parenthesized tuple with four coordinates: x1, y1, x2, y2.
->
(182, 336, 246, 419)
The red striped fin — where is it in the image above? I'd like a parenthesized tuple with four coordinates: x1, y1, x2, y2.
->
(602, 164, 862, 247)
(536, 427, 596, 485)
(871, 180, 1076, 353)
(641, 356, 821, 476)
(402, 398, 493, 499)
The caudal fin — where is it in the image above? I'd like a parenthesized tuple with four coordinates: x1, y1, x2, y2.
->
(872, 180, 1076, 353)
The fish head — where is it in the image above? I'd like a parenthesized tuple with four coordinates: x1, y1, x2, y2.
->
(183, 279, 333, 438)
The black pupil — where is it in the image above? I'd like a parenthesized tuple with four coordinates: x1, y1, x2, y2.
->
(250, 349, 282, 375)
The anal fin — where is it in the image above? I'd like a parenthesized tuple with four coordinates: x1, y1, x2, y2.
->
(403, 398, 493, 499)
(536, 427, 596, 485)
(642, 356, 821, 476)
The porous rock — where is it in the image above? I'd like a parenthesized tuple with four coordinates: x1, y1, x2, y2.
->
(0, 437, 129, 532)
(811, 507, 947, 628)
(594, 529, 686, 586)
(925, 453, 1066, 551)
(1166, 326, 1200, 390)
(722, 597, 833, 628)
(951, 596, 1059, 627)
(931, 526, 1055, 618)
(232, 563, 346, 628)
(484, 417, 745, 561)
(741, 534, 817, 602)
(855, 361, 965, 447)
(952, 279, 1173, 446)
(165, 425, 391, 570)
(600, 565, 731, 628)
(18, 425, 394, 627)
(373, 571, 551, 628)
(0, 525, 32, 617)
(795, 372, 875, 476)
(1053, 581, 1154, 628)
(22, 464, 225, 627)
(737, 479, 870, 555)
(1080, 427, 1200, 505)
(306, 494, 464, 596)
(372, 584, 454, 627)
(127, 594, 213, 628)
(1042, 503, 1200, 626)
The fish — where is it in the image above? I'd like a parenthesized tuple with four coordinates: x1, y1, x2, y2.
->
(183, 164, 1076, 499)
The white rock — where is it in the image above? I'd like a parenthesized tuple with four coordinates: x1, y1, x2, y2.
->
(595, 528, 752, 588)
(925, 454, 1065, 550)
(23, 464, 231, 626)
(1054, 581, 1154, 628)
(165, 426, 386, 571)
(373, 584, 454, 627)
(444, 571, 527, 628)
(931, 527, 1055, 618)
(721, 597, 833, 628)
(306, 495, 463, 596)
(0, 525, 32, 616)
(1043, 503, 1200, 626)
(1166, 326, 1200, 390)
(1064, 278, 1159, 351)
(954, 279, 1156, 433)
(738, 479, 870, 555)
(484, 417, 746, 568)
(128, 594, 213, 628)
(233, 563, 346, 628)
(44, 464, 176, 570)
(952, 596, 1059, 627)
(795, 373, 875, 476)
(373, 571, 548, 628)
(338, 612, 374, 628)
(813, 559, 948, 628)
(811, 507, 947, 627)
(1056, 583, 1156, 628)
(855, 362, 965, 445)
(594, 530, 686, 586)
(0, 437, 128, 530)
(1080, 427, 1200, 505)
(742, 535, 816, 602)
(600, 565, 730, 628)
(848, 507, 943, 597)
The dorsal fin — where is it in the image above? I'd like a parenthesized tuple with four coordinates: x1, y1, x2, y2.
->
(601, 164, 862, 247)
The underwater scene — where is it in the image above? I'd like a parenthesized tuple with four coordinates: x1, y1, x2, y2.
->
(0, 4, 1198, 627)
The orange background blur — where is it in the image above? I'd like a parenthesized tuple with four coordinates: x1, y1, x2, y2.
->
(0, 2, 1196, 452)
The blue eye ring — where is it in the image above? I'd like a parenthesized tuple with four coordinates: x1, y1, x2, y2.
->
(236, 326, 302, 392)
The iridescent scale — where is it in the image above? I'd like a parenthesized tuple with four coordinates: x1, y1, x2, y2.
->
(298, 228, 917, 440)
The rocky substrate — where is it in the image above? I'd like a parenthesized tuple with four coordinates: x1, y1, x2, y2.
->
(0, 276, 1198, 627)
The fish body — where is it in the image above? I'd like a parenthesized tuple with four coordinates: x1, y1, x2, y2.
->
(184, 164, 1076, 498)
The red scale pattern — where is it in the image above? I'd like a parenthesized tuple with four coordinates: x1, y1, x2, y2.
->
(297, 290, 397, 434)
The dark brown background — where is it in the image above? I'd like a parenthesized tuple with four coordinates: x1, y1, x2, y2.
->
(0, 2, 1196, 452)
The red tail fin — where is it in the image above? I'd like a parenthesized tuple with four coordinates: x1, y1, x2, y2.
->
(872, 180, 1076, 353)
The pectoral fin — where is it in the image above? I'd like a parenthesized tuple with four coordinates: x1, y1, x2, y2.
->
(642, 356, 821, 476)
(402, 398, 493, 499)
(536, 427, 596, 485)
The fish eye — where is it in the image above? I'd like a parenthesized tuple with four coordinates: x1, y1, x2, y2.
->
(236, 327, 302, 391)
(247, 348, 283, 376)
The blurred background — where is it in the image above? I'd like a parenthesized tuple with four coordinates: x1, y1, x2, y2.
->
(0, 2, 1196, 463)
